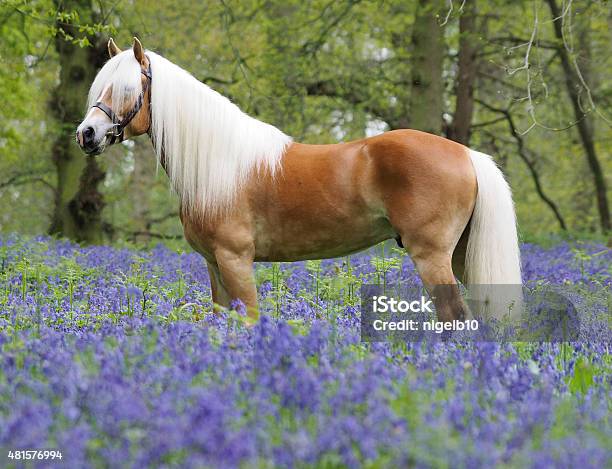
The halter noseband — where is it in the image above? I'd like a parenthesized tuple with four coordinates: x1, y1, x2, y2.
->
(91, 57, 152, 145)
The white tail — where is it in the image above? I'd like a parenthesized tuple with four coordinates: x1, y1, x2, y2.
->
(465, 150, 522, 319)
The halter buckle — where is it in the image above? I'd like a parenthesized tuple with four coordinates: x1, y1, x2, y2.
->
(106, 123, 124, 139)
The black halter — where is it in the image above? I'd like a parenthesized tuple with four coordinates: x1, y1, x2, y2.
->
(91, 58, 152, 145)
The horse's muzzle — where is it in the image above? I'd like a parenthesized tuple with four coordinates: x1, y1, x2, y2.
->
(76, 126, 107, 156)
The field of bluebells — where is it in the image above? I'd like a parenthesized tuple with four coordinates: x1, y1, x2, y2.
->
(0, 235, 610, 468)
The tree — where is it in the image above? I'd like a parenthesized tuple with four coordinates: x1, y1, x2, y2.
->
(448, 0, 478, 145)
(48, 1, 108, 243)
(546, 0, 610, 233)
(409, 0, 445, 134)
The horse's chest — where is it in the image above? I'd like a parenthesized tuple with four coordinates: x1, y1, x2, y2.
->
(180, 215, 217, 261)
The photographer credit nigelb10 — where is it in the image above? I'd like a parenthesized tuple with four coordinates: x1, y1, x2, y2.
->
(370, 295, 480, 334)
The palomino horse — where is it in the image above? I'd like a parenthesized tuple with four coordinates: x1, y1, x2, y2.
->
(77, 38, 522, 322)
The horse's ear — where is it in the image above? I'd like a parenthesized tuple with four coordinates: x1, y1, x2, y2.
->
(132, 37, 146, 66)
(108, 38, 122, 58)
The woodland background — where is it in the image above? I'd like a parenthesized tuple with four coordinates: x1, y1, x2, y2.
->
(1, 0, 610, 246)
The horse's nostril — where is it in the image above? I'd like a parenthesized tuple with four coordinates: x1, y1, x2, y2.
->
(84, 126, 95, 141)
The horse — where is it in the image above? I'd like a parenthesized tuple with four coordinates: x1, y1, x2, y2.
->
(76, 38, 522, 323)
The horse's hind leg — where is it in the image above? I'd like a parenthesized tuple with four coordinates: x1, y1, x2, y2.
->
(409, 248, 469, 322)
(392, 216, 472, 322)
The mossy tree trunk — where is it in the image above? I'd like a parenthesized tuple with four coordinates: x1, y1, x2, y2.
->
(448, 0, 478, 145)
(409, 0, 445, 135)
(49, 0, 107, 243)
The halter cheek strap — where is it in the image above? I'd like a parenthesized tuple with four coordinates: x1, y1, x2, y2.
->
(91, 57, 152, 145)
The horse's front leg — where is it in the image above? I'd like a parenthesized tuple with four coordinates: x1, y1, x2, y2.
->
(207, 261, 231, 310)
(213, 246, 258, 319)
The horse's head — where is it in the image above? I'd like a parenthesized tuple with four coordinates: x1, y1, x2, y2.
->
(76, 38, 152, 156)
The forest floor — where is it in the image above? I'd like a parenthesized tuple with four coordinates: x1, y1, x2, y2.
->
(0, 236, 610, 468)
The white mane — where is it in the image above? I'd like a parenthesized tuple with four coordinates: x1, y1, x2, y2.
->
(88, 49, 292, 216)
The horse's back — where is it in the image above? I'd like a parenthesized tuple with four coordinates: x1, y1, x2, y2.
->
(362, 129, 472, 172)
(352, 129, 476, 209)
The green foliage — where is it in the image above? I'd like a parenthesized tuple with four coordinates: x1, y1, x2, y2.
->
(0, 0, 610, 239)
(567, 356, 596, 395)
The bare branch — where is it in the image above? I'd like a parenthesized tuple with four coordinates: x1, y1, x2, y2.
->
(0, 172, 55, 192)
(147, 212, 179, 226)
(440, 0, 467, 26)
(556, 0, 612, 125)
(301, 0, 362, 55)
(476, 99, 568, 231)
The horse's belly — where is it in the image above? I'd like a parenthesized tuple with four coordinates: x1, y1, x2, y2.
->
(253, 213, 395, 261)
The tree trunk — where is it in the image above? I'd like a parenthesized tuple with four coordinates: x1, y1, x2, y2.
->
(49, 0, 107, 243)
(546, 0, 610, 233)
(448, 0, 478, 145)
(409, 0, 445, 135)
